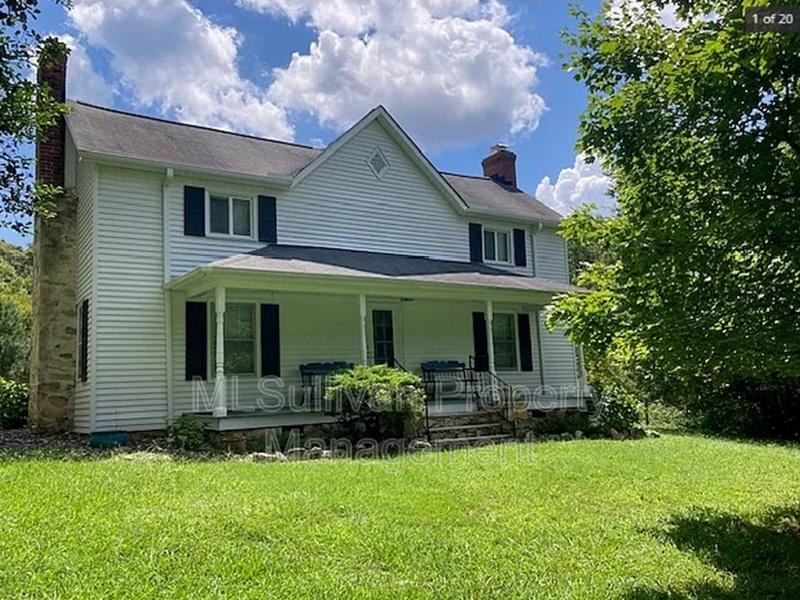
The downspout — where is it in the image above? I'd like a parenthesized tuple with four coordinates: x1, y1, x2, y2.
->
(162, 168, 174, 424)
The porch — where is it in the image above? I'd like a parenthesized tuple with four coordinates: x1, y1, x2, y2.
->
(165, 245, 586, 430)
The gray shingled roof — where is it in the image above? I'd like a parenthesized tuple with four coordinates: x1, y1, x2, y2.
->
(442, 173, 562, 224)
(66, 101, 562, 223)
(205, 245, 580, 294)
(65, 101, 321, 178)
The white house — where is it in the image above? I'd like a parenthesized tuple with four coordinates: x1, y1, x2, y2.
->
(29, 49, 585, 435)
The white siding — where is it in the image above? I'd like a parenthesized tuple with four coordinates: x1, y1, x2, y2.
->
(84, 117, 580, 429)
(94, 166, 167, 431)
(279, 120, 469, 261)
(537, 311, 579, 399)
(533, 227, 569, 283)
(166, 120, 531, 278)
(73, 160, 96, 433)
(169, 294, 583, 415)
(171, 290, 362, 413)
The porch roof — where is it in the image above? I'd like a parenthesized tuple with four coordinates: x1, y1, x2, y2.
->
(168, 244, 584, 298)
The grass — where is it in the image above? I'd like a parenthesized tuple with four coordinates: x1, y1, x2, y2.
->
(1, 435, 799, 599)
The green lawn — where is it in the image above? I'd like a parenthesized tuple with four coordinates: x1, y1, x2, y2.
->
(1, 436, 799, 599)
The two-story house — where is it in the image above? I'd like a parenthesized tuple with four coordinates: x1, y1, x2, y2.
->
(29, 50, 585, 435)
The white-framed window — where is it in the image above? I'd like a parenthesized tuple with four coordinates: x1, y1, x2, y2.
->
(492, 312, 518, 371)
(210, 303, 258, 376)
(207, 193, 254, 238)
(483, 228, 511, 264)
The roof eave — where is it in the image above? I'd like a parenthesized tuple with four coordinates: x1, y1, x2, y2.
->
(463, 207, 561, 228)
(76, 149, 294, 188)
(167, 263, 581, 301)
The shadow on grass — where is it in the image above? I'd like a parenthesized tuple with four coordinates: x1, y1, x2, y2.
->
(626, 505, 800, 599)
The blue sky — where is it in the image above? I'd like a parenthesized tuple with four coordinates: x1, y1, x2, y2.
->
(3, 0, 613, 247)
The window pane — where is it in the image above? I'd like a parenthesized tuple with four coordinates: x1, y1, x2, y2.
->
(211, 303, 256, 375)
(497, 232, 509, 262)
(232, 198, 251, 236)
(225, 304, 255, 339)
(492, 313, 517, 370)
(495, 342, 517, 370)
(484, 230, 496, 261)
(210, 196, 229, 234)
(225, 340, 255, 374)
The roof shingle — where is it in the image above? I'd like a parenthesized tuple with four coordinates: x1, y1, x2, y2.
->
(66, 101, 562, 224)
(205, 245, 580, 294)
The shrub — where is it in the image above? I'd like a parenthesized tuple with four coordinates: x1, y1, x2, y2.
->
(0, 294, 31, 382)
(533, 410, 591, 435)
(0, 377, 28, 429)
(592, 394, 642, 435)
(683, 376, 800, 441)
(326, 364, 425, 440)
(166, 415, 208, 451)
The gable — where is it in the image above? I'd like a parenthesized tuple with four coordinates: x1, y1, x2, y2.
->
(276, 118, 472, 261)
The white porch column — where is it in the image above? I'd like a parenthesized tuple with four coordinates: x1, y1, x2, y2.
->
(213, 286, 227, 417)
(485, 299, 496, 373)
(358, 293, 368, 365)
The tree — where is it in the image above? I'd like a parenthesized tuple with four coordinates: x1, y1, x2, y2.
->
(0, 240, 32, 381)
(1, 0, 69, 234)
(551, 1, 800, 395)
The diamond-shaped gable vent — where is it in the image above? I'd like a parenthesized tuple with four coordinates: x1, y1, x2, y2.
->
(367, 147, 389, 179)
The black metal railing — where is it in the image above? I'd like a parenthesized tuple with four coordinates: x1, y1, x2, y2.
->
(469, 355, 518, 438)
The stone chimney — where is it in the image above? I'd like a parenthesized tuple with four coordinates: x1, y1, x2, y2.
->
(29, 38, 76, 432)
(481, 143, 517, 188)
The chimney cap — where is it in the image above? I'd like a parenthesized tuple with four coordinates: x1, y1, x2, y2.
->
(490, 143, 510, 154)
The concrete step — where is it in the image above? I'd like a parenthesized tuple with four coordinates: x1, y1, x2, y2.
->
(432, 433, 514, 447)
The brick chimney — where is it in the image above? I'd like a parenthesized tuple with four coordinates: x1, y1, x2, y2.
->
(481, 143, 517, 188)
(30, 38, 77, 432)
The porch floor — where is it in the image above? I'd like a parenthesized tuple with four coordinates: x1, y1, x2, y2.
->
(192, 409, 337, 431)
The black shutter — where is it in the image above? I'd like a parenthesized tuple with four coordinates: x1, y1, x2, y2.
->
(185, 302, 207, 380)
(517, 313, 533, 372)
(260, 304, 280, 376)
(472, 312, 489, 371)
(79, 299, 89, 382)
(184, 186, 205, 236)
(513, 228, 527, 267)
(469, 223, 483, 263)
(258, 195, 277, 243)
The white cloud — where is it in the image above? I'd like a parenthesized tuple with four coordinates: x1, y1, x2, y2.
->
(242, 0, 547, 149)
(59, 34, 114, 105)
(68, 0, 294, 140)
(536, 154, 615, 216)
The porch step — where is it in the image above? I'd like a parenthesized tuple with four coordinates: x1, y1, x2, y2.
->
(425, 411, 506, 428)
(427, 422, 504, 440)
(428, 422, 503, 434)
(432, 433, 514, 448)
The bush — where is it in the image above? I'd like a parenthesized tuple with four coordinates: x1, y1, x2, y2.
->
(0, 377, 28, 429)
(0, 294, 31, 382)
(683, 376, 800, 441)
(533, 410, 591, 435)
(592, 394, 642, 435)
(326, 364, 425, 440)
(166, 415, 208, 451)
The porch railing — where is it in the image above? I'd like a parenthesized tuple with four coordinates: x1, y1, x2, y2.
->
(469, 355, 518, 439)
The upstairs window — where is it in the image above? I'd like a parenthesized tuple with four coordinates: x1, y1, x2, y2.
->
(483, 228, 511, 264)
(208, 194, 253, 238)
